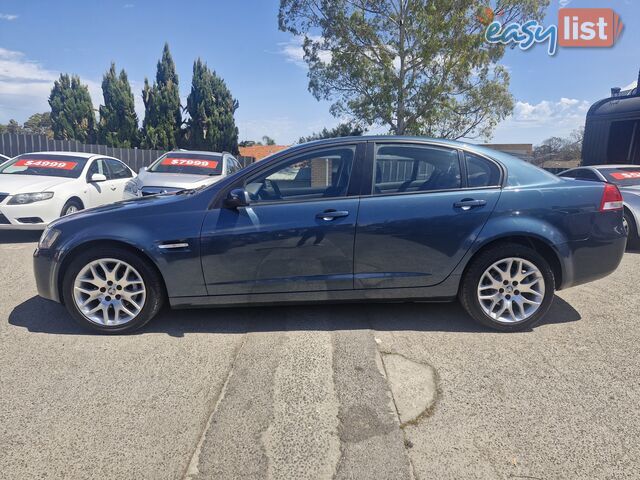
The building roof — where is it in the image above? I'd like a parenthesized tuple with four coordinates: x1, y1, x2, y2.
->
(239, 145, 289, 161)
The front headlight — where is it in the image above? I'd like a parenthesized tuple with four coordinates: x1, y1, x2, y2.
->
(8, 192, 54, 205)
(38, 227, 61, 249)
(124, 180, 139, 196)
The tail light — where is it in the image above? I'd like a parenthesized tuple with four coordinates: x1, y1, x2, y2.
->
(599, 183, 623, 211)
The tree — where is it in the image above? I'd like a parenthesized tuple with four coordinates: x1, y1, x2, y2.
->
(98, 63, 139, 147)
(184, 58, 239, 153)
(3, 119, 24, 134)
(279, 0, 548, 140)
(48, 74, 96, 142)
(262, 135, 276, 145)
(298, 122, 365, 143)
(141, 43, 182, 149)
(532, 127, 584, 166)
(23, 112, 53, 137)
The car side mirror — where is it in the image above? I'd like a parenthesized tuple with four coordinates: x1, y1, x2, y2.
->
(224, 188, 251, 208)
(90, 173, 107, 183)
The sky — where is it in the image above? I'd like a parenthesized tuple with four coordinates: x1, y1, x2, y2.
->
(0, 0, 638, 146)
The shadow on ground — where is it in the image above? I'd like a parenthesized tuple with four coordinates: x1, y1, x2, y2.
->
(0, 231, 41, 244)
(8, 294, 581, 337)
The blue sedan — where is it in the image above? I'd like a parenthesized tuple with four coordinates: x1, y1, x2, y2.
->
(33, 137, 627, 333)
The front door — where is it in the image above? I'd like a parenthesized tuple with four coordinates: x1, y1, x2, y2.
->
(86, 158, 121, 206)
(354, 143, 502, 289)
(200, 144, 362, 295)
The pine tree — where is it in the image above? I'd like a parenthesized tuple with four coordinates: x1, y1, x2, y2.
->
(185, 58, 239, 154)
(140, 43, 182, 149)
(98, 63, 139, 147)
(48, 74, 96, 142)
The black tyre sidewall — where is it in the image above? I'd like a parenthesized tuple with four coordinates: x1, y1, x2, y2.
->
(460, 243, 555, 332)
(623, 210, 639, 249)
(62, 247, 164, 334)
(61, 199, 83, 217)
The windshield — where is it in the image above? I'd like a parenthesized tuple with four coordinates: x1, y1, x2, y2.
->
(149, 153, 223, 176)
(598, 167, 640, 186)
(0, 154, 88, 178)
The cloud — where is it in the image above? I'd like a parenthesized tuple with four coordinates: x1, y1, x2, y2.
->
(507, 98, 590, 126)
(0, 47, 103, 123)
(0, 13, 18, 21)
(492, 97, 590, 145)
(277, 36, 331, 68)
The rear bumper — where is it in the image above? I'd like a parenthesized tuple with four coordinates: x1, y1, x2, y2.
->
(556, 208, 627, 289)
(33, 247, 62, 303)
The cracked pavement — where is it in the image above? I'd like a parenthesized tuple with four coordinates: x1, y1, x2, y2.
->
(1, 231, 639, 479)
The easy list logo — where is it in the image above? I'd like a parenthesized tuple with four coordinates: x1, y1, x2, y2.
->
(485, 8, 623, 56)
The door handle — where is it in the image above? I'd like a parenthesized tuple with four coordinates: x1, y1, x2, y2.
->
(316, 209, 349, 221)
(454, 199, 487, 211)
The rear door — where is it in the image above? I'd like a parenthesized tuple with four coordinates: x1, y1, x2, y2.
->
(354, 142, 502, 289)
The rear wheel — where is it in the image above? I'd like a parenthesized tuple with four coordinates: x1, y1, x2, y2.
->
(62, 247, 165, 334)
(459, 243, 555, 332)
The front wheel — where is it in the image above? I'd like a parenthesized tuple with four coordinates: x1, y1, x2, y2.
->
(62, 247, 165, 334)
(61, 199, 83, 217)
(623, 209, 639, 250)
(459, 243, 555, 332)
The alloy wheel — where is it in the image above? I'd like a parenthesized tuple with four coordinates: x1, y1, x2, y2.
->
(477, 257, 545, 324)
(73, 258, 146, 326)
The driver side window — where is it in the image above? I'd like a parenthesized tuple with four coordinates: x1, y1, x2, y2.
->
(245, 146, 355, 203)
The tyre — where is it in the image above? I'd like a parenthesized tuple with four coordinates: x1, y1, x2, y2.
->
(62, 246, 165, 334)
(61, 199, 83, 217)
(459, 243, 555, 332)
(623, 209, 639, 250)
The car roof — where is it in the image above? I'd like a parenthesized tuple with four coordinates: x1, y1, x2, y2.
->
(585, 164, 640, 169)
(167, 149, 226, 157)
(16, 151, 100, 159)
(290, 135, 525, 165)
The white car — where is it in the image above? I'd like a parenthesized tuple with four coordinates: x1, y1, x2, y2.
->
(124, 150, 242, 198)
(0, 152, 135, 230)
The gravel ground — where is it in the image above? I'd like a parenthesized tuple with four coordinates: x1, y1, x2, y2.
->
(0, 230, 638, 479)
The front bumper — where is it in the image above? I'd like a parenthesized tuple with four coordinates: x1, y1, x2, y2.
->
(33, 247, 62, 303)
(0, 198, 63, 230)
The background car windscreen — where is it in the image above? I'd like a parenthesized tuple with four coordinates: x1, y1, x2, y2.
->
(0, 154, 88, 178)
(599, 167, 640, 186)
(149, 153, 223, 175)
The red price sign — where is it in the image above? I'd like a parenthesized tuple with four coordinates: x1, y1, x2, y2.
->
(161, 158, 219, 169)
(15, 159, 78, 170)
(610, 171, 640, 180)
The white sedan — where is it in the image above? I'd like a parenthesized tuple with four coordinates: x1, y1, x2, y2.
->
(0, 152, 135, 230)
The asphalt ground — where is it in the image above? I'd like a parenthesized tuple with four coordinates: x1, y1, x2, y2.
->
(1, 230, 638, 479)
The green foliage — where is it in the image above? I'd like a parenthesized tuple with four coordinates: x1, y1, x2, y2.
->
(23, 112, 53, 137)
(298, 122, 364, 143)
(533, 128, 584, 166)
(184, 58, 239, 154)
(48, 74, 96, 142)
(98, 63, 139, 147)
(279, 0, 548, 140)
(0, 119, 23, 135)
(262, 135, 276, 145)
(141, 43, 182, 150)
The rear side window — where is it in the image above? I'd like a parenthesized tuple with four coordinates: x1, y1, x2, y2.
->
(105, 159, 132, 179)
(374, 144, 461, 195)
(465, 153, 501, 187)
